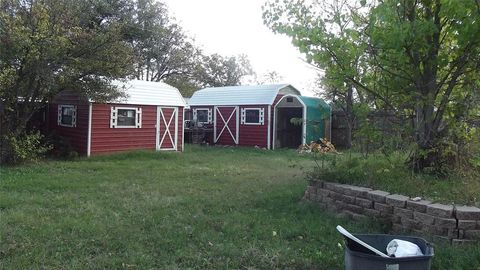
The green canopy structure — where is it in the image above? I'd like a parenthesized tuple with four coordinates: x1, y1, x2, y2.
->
(273, 95, 331, 149)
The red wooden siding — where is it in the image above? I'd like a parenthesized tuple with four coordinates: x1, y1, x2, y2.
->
(238, 105, 269, 148)
(272, 94, 284, 107)
(49, 91, 89, 154)
(190, 105, 273, 148)
(214, 106, 238, 145)
(90, 104, 184, 154)
(90, 103, 156, 154)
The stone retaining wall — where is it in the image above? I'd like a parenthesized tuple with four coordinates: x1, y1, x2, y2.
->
(304, 180, 480, 244)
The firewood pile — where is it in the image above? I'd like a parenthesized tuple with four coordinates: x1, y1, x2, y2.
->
(298, 139, 338, 154)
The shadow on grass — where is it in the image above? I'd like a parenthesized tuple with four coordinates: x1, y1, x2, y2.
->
(85, 150, 181, 162)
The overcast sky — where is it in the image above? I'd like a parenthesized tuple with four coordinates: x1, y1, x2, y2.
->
(162, 0, 320, 97)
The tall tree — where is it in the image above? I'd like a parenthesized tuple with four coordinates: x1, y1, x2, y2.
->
(127, 0, 200, 82)
(264, 0, 371, 149)
(194, 54, 253, 88)
(0, 0, 136, 163)
(126, 1, 253, 96)
(369, 0, 480, 170)
(264, 0, 480, 171)
(166, 53, 253, 96)
(255, 70, 284, 85)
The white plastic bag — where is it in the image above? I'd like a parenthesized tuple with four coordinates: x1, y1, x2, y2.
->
(386, 239, 423, 257)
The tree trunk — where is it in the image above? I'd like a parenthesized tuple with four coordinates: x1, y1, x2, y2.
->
(344, 85, 354, 149)
(411, 73, 440, 171)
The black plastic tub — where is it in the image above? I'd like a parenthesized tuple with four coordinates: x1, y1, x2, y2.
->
(344, 234, 434, 270)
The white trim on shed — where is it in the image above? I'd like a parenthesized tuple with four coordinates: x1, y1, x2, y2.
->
(273, 95, 307, 150)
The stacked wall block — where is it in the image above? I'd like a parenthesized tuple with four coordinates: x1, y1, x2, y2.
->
(304, 180, 480, 244)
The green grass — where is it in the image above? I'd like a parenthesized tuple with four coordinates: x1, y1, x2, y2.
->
(0, 146, 479, 269)
(313, 151, 480, 206)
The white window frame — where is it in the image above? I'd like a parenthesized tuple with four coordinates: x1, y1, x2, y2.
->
(110, 106, 142, 128)
(58, 105, 77, 127)
(241, 108, 264, 125)
(193, 108, 212, 124)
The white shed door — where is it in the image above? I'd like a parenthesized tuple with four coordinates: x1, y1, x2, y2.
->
(157, 107, 178, 151)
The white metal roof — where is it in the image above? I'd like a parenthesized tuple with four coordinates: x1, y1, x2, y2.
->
(109, 80, 186, 107)
(188, 84, 301, 106)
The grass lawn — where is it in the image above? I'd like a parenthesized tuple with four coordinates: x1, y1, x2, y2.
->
(0, 145, 479, 269)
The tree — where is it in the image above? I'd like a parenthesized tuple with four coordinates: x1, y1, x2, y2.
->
(126, 0, 201, 82)
(0, 0, 136, 163)
(195, 53, 253, 88)
(254, 70, 284, 85)
(368, 0, 480, 171)
(125, 1, 253, 96)
(163, 75, 200, 98)
(264, 0, 371, 149)
(166, 53, 253, 96)
(264, 0, 480, 172)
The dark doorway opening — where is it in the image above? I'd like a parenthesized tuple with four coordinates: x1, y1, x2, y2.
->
(276, 108, 302, 148)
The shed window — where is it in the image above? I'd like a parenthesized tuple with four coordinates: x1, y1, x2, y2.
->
(193, 108, 212, 124)
(58, 105, 76, 127)
(110, 107, 142, 128)
(118, 109, 136, 126)
(241, 108, 264, 125)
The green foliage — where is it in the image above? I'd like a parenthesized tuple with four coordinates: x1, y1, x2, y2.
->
(0, 0, 256, 163)
(263, 0, 480, 173)
(166, 53, 253, 96)
(289, 117, 303, 126)
(310, 150, 480, 206)
(351, 104, 408, 157)
(351, 104, 379, 156)
(195, 53, 253, 88)
(0, 0, 136, 163)
(46, 133, 79, 160)
(126, 0, 253, 96)
(1, 131, 52, 164)
(127, 0, 201, 83)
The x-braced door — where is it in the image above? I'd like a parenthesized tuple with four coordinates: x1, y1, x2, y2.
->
(157, 107, 178, 151)
(214, 106, 239, 145)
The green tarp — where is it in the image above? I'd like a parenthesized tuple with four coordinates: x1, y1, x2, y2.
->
(298, 96, 331, 143)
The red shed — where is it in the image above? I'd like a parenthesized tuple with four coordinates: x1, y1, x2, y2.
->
(187, 85, 301, 149)
(49, 80, 186, 156)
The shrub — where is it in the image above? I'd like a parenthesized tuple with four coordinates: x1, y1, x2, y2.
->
(46, 132, 78, 160)
(1, 131, 52, 164)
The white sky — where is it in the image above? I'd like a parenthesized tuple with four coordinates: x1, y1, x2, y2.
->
(162, 0, 320, 97)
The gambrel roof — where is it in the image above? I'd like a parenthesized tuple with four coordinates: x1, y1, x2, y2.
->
(188, 84, 301, 106)
(111, 80, 186, 107)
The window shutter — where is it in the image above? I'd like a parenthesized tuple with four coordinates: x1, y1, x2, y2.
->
(241, 108, 246, 124)
(193, 109, 197, 121)
(207, 109, 212, 124)
(136, 107, 142, 128)
(72, 106, 77, 127)
(57, 106, 62, 125)
(259, 108, 265, 125)
(110, 107, 117, 128)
